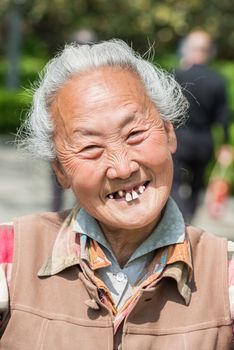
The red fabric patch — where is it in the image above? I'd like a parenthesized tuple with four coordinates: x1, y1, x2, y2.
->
(0, 225, 14, 263)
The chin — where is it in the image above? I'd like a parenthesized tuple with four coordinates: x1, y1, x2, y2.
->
(105, 209, 160, 231)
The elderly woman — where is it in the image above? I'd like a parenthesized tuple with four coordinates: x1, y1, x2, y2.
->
(0, 40, 233, 349)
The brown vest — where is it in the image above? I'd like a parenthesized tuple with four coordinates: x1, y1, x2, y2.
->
(0, 211, 233, 349)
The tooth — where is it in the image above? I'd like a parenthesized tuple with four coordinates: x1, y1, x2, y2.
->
(138, 186, 145, 194)
(131, 190, 139, 199)
(108, 194, 114, 199)
(118, 190, 124, 197)
(125, 192, 133, 202)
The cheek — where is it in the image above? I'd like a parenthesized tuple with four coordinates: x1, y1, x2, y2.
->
(139, 135, 172, 168)
(69, 161, 104, 198)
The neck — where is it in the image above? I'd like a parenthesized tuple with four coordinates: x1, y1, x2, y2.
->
(100, 219, 159, 267)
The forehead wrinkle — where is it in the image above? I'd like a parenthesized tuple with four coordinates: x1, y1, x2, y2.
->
(59, 66, 148, 114)
(79, 67, 146, 104)
(52, 66, 153, 140)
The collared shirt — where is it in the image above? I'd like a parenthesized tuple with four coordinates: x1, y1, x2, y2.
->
(0, 198, 234, 336)
(73, 198, 185, 309)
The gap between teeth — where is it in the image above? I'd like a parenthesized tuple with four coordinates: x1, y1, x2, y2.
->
(108, 185, 146, 201)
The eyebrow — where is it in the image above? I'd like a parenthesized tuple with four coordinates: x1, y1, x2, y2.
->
(119, 113, 137, 128)
(75, 113, 137, 137)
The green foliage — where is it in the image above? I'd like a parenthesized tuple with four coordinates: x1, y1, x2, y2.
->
(1, 0, 234, 57)
(213, 61, 234, 120)
(229, 124, 234, 147)
(0, 56, 46, 134)
(0, 88, 30, 134)
(154, 53, 179, 72)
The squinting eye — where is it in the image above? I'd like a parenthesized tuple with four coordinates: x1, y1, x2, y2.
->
(80, 145, 103, 159)
(129, 130, 143, 138)
(83, 145, 99, 151)
(127, 130, 145, 143)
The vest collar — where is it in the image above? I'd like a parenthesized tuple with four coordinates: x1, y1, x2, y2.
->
(38, 205, 81, 276)
(37, 205, 192, 305)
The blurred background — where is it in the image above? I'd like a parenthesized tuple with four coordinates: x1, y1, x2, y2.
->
(0, 0, 234, 238)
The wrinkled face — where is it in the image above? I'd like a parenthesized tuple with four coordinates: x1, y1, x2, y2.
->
(51, 66, 177, 234)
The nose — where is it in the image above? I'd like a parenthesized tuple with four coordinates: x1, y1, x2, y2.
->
(106, 154, 140, 180)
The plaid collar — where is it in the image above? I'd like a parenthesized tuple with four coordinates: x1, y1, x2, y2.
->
(73, 197, 186, 264)
(38, 205, 193, 305)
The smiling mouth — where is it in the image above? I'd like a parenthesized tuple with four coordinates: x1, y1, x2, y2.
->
(107, 181, 150, 202)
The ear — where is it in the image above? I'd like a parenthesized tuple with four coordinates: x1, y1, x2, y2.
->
(52, 159, 71, 189)
(164, 121, 177, 154)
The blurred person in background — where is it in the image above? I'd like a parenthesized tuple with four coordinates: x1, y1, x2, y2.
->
(51, 28, 98, 211)
(171, 30, 230, 222)
(0, 40, 234, 349)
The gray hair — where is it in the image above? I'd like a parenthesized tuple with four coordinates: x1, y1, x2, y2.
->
(19, 39, 188, 160)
